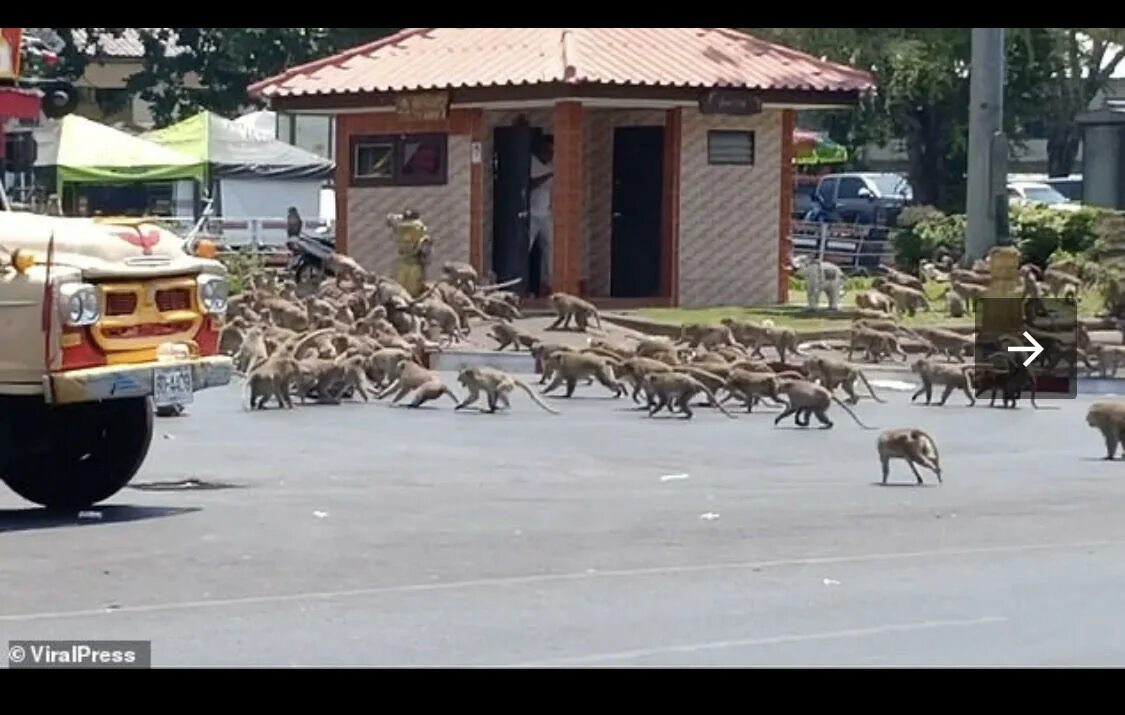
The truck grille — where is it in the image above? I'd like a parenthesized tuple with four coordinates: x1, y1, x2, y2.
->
(105, 292, 138, 316)
(156, 288, 192, 312)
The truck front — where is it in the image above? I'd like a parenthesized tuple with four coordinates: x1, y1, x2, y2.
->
(0, 209, 234, 509)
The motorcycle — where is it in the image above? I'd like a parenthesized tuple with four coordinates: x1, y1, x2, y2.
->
(287, 226, 337, 284)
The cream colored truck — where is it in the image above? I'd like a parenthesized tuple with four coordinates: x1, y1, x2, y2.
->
(0, 200, 233, 509)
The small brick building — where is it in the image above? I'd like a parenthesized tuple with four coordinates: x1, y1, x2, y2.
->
(250, 28, 873, 308)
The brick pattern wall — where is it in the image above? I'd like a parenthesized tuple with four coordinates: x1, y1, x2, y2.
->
(677, 108, 782, 308)
(346, 134, 472, 276)
(584, 109, 666, 297)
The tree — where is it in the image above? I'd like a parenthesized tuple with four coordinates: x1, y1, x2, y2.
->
(751, 28, 1055, 213)
(51, 28, 400, 128)
(1038, 28, 1125, 177)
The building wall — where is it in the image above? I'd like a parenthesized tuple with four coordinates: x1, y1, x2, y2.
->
(339, 110, 478, 277)
(677, 108, 783, 308)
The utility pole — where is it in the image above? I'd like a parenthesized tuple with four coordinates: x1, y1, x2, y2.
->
(965, 27, 1009, 265)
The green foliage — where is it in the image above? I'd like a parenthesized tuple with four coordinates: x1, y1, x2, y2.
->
(891, 209, 966, 271)
(220, 250, 266, 295)
(53, 28, 401, 127)
(1010, 205, 1103, 267)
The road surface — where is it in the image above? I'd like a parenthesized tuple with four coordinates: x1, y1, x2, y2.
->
(3, 379, 1125, 666)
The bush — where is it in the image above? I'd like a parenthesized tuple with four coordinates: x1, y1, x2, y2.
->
(1011, 204, 1103, 268)
(220, 250, 267, 295)
(891, 208, 966, 271)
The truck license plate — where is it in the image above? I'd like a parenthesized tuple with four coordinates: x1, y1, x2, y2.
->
(154, 365, 193, 407)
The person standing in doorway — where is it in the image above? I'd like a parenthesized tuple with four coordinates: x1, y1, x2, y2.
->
(528, 134, 553, 297)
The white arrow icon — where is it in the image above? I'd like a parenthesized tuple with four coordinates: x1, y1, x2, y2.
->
(1007, 331, 1044, 367)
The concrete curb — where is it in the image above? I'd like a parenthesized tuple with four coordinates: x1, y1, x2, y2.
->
(431, 349, 538, 375)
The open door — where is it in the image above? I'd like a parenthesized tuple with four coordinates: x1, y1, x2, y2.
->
(491, 124, 534, 292)
(611, 126, 665, 298)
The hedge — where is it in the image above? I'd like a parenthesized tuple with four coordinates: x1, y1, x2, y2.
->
(891, 203, 1125, 273)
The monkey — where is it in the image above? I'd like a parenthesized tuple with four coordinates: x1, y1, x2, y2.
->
(761, 325, 803, 365)
(949, 267, 989, 286)
(631, 335, 681, 359)
(803, 356, 886, 404)
(530, 342, 577, 384)
(721, 368, 789, 412)
(1091, 343, 1125, 378)
(613, 356, 675, 404)
(947, 276, 988, 314)
(679, 323, 743, 350)
(325, 251, 370, 285)
(454, 366, 561, 414)
(847, 326, 909, 363)
(411, 297, 465, 346)
(488, 321, 537, 352)
(879, 264, 925, 292)
(876, 428, 942, 485)
(972, 352, 1039, 409)
(909, 358, 976, 406)
(913, 326, 975, 362)
(441, 261, 480, 292)
(548, 292, 603, 332)
(947, 290, 966, 318)
(854, 289, 895, 314)
(376, 359, 460, 408)
(541, 351, 625, 398)
(642, 372, 737, 420)
(773, 379, 875, 430)
(242, 329, 334, 410)
(477, 293, 523, 321)
(1086, 400, 1125, 459)
(1043, 267, 1083, 297)
(872, 279, 931, 316)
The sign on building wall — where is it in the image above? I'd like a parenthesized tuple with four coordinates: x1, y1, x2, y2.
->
(395, 92, 449, 121)
(0, 28, 22, 81)
(698, 89, 762, 116)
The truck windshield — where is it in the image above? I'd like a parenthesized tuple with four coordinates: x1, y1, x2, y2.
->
(869, 174, 912, 199)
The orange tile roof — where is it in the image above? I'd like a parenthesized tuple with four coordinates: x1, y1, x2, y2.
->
(249, 28, 875, 99)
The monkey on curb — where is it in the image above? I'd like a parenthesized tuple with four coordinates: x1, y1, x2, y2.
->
(877, 428, 943, 485)
(548, 292, 603, 332)
(455, 366, 561, 414)
(1086, 400, 1125, 459)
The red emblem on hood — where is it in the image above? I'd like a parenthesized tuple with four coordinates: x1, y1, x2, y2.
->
(114, 228, 162, 255)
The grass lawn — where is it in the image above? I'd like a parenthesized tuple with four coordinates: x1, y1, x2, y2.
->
(636, 278, 1104, 333)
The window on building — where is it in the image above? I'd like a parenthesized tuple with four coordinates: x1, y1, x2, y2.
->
(350, 133, 448, 187)
(707, 130, 755, 165)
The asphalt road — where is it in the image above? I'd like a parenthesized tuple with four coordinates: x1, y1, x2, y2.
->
(3, 375, 1125, 667)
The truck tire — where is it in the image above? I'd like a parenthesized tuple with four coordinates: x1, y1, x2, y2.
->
(0, 396, 154, 510)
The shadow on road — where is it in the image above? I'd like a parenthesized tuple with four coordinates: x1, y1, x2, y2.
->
(0, 505, 200, 533)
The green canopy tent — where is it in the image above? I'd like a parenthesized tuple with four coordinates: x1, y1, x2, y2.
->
(34, 114, 206, 196)
(793, 129, 849, 166)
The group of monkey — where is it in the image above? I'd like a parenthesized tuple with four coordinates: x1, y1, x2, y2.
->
(211, 248, 1125, 486)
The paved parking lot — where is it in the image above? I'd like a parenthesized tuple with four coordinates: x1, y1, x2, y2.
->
(3, 377, 1125, 666)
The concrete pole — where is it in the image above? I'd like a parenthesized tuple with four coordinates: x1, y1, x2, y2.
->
(965, 27, 1009, 265)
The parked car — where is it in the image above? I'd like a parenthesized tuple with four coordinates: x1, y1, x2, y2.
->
(797, 172, 914, 226)
(1007, 181, 1082, 212)
(1046, 174, 1083, 202)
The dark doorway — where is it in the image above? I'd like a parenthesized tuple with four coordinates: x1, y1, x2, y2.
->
(491, 124, 546, 295)
(611, 126, 665, 298)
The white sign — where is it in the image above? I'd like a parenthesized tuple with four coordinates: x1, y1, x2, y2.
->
(471, 142, 482, 165)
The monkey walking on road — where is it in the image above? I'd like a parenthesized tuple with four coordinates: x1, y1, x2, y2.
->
(643, 372, 737, 420)
(455, 366, 561, 414)
(773, 380, 876, 430)
(877, 428, 943, 485)
(1086, 400, 1125, 459)
(376, 360, 460, 408)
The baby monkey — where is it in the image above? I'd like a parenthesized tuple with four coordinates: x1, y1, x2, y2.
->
(876, 428, 943, 485)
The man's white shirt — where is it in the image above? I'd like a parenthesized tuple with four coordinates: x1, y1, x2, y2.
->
(530, 156, 552, 217)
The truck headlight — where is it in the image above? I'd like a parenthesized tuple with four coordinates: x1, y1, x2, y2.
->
(196, 274, 229, 314)
(57, 283, 101, 327)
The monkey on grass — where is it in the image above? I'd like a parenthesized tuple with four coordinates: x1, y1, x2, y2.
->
(455, 366, 560, 415)
(877, 428, 942, 485)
